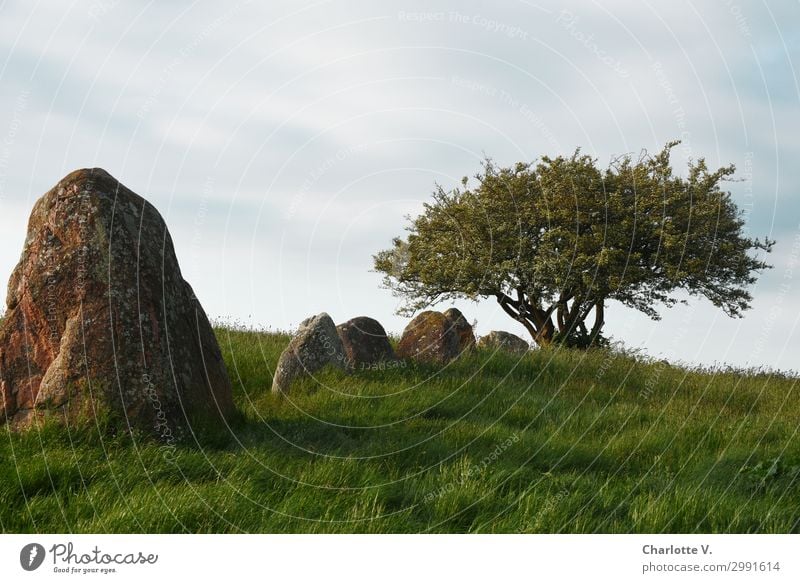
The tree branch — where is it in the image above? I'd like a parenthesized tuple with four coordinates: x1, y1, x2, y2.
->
(496, 293, 539, 341)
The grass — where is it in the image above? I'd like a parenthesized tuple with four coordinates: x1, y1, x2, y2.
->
(1, 326, 798, 533)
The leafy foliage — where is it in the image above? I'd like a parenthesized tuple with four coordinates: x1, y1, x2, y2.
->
(740, 457, 800, 492)
(375, 142, 774, 346)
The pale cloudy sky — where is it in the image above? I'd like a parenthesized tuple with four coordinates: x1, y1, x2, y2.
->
(0, 0, 797, 370)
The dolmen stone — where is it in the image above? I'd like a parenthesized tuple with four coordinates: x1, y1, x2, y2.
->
(271, 312, 348, 395)
(396, 309, 475, 365)
(477, 331, 530, 355)
(0, 168, 235, 434)
(443, 308, 476, 353)
(336, 316, 395, 369)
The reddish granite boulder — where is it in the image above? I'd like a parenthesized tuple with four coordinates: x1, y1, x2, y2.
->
(0, 168, 235, 434)
(336, 316, 395, 369)
(397, 310, 468, 365)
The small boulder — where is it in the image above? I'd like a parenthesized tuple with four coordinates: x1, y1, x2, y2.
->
(478, 331, 530, 355)
(0, 168, 235, 433)
(443, 308, 476, 353)
(272, 313, 347, 395)
(397, 310, 463, 364)
(336, 316, 395, 369)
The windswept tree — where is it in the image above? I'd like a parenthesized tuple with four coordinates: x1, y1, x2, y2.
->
(374, 142, 774, 347)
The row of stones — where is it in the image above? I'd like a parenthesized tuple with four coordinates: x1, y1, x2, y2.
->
(271, 309, 531, 395)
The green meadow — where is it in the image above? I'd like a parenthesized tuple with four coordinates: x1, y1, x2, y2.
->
(1, 327, 798, 533)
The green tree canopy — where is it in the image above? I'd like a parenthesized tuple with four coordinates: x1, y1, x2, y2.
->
(374, 142, 774, 347)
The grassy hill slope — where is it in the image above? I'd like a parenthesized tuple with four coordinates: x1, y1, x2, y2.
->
(1, 327, 798, 533)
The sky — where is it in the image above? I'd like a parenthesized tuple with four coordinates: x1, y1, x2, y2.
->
(0, 0, 797, 371)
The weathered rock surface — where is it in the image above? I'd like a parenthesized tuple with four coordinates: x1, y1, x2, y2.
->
(0, 168, 235, 433)
(477, 331, 530, 355)
(443, 308, 476, 353)
(272, 312, 348, 395)
(336, 316, 395, 368)
(396, 309, 473, 364)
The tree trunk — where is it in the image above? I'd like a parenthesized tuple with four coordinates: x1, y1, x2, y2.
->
(589, 301, 605, 342)
(496, 294, 555, 347)
(531, 307, 555, 346)
(496, 294, 539, 343)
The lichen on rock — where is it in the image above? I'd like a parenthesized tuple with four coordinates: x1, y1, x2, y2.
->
(271, 312, 348, 395)
(396, 309, 475, 365)
(0, 168, 235, 434)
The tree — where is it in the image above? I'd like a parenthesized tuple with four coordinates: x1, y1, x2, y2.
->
(374, 142, 774, 348)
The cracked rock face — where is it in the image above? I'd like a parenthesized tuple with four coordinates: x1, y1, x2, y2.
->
(0, 168, 235, 433)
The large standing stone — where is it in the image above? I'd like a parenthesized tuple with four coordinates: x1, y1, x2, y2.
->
(336, 316, 395, 368)
(397, 310, 465, 365)
(271, 313, 348, 395)
(0, 169, 235, 434)
(477, 331, 531, 355)
(443, 308, 476, 353)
